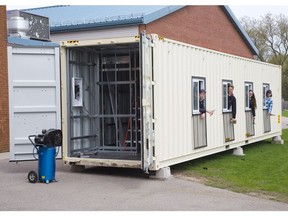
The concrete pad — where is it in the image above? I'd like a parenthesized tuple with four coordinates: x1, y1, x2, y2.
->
(233, 147, 245, 156)
(0, 152, 9, 160)
(272, 136, 284, 144)
(150, 167, 171, 180)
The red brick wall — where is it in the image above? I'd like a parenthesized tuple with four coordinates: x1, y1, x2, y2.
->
(0, 5, 9, 153)
(139, 6, 254, 59)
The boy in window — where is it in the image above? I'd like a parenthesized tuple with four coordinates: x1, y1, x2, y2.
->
(228, 84, 237, 124)
(199, 89, 214, 119)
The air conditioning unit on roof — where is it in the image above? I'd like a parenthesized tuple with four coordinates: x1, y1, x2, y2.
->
(7, 10, 50, 41)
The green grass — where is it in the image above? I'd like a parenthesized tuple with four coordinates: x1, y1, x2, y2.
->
(282, 110, 288, 117)
(171, 129, 288, 203)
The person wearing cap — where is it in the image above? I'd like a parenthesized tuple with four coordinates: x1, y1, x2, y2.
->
(199, 89, 214, 119)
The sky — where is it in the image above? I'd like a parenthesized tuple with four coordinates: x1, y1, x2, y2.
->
(2, 0, 288, 19)
(230, 5, 288, 19)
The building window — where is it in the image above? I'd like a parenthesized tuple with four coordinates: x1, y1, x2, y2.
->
(263, 83, 270, 108)
(245, 82, 253, 110)
(192, 77, 205, 115)
(222, 80, 232, 112)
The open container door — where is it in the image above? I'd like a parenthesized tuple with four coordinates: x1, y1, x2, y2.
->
(61, 36, 143, 169)
(140, 33, 154, 173)
(8, 40, 61, 161)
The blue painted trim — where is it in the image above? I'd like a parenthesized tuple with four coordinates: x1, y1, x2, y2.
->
(223, 5, 259, 56)
(51, 18, 144, 33)
(8, 37, 59, 47)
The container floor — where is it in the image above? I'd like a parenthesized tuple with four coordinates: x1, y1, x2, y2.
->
(80, 151, 141, 160)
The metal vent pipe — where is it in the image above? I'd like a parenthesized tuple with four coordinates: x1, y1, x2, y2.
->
(7, 16, 30, 39)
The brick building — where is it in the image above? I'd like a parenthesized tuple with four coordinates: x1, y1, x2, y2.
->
(139, 6, 256, 59)
(0, 5, 9, 153)
(24, 5, 258, 58)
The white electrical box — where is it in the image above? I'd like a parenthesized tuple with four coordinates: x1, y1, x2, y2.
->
(72, 77, 83, 107)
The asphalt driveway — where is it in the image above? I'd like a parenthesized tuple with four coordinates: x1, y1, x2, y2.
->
(1, 117, 288, 211)
(1, 155, 288, 211)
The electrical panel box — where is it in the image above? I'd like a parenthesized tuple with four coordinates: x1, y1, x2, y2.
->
(72, 77, 83, 107)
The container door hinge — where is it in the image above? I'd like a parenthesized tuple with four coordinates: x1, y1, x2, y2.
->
(148, 40, 155, 48)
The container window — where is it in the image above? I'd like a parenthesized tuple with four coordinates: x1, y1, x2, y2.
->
(245, 82, 253, 110)
(222, 80, 235, 142)
(192, 77, 205, 115)
(192, 77, 207, 149)
(222, 80, 232, 112)
(245, 82, 255, 137)
(193, 81, 199, 112)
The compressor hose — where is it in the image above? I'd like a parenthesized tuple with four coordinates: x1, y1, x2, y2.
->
(28, 135, 39, 160)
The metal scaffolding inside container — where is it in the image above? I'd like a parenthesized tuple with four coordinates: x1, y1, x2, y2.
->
(67, 43, 142, 160)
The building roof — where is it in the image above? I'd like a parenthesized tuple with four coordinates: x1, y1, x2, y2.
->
(19, 5, 258, 55)
(7, 36, 59, 47)
(22, 5, 184, 32)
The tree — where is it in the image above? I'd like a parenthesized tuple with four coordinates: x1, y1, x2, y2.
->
(268, 55, 288, 100)
(240, 14, 288, 100)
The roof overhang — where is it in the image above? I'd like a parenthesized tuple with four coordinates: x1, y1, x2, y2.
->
(7, 37, 59, 47)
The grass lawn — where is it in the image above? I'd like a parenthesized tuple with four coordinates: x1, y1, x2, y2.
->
(282, 110, 288, 117)
(171, 129, 288, 203)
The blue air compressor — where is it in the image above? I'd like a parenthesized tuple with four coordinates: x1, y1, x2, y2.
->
(28, 129, 62, 184)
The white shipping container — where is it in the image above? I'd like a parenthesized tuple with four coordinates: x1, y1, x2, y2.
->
(60, 33, 282, 172)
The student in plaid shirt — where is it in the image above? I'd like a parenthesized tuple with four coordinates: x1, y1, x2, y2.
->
(265, 90, 273, 115)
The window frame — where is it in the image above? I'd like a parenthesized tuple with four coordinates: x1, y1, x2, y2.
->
(222, 80, 233, 113)
(245, 82, 253, 111)
(192, 77, 205, 115)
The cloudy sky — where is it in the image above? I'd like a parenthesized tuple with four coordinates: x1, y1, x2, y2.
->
(230, 5, 288, 18)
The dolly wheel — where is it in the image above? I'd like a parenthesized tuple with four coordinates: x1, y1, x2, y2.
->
(28, 171, 38, 183)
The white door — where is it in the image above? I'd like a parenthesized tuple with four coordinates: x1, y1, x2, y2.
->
(141, 33, 154, 172)
(8, 46, 61, 161)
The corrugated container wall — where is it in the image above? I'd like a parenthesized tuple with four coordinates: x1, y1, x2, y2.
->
(60, 34, 281, 172)
(151, 35, 281, 170)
